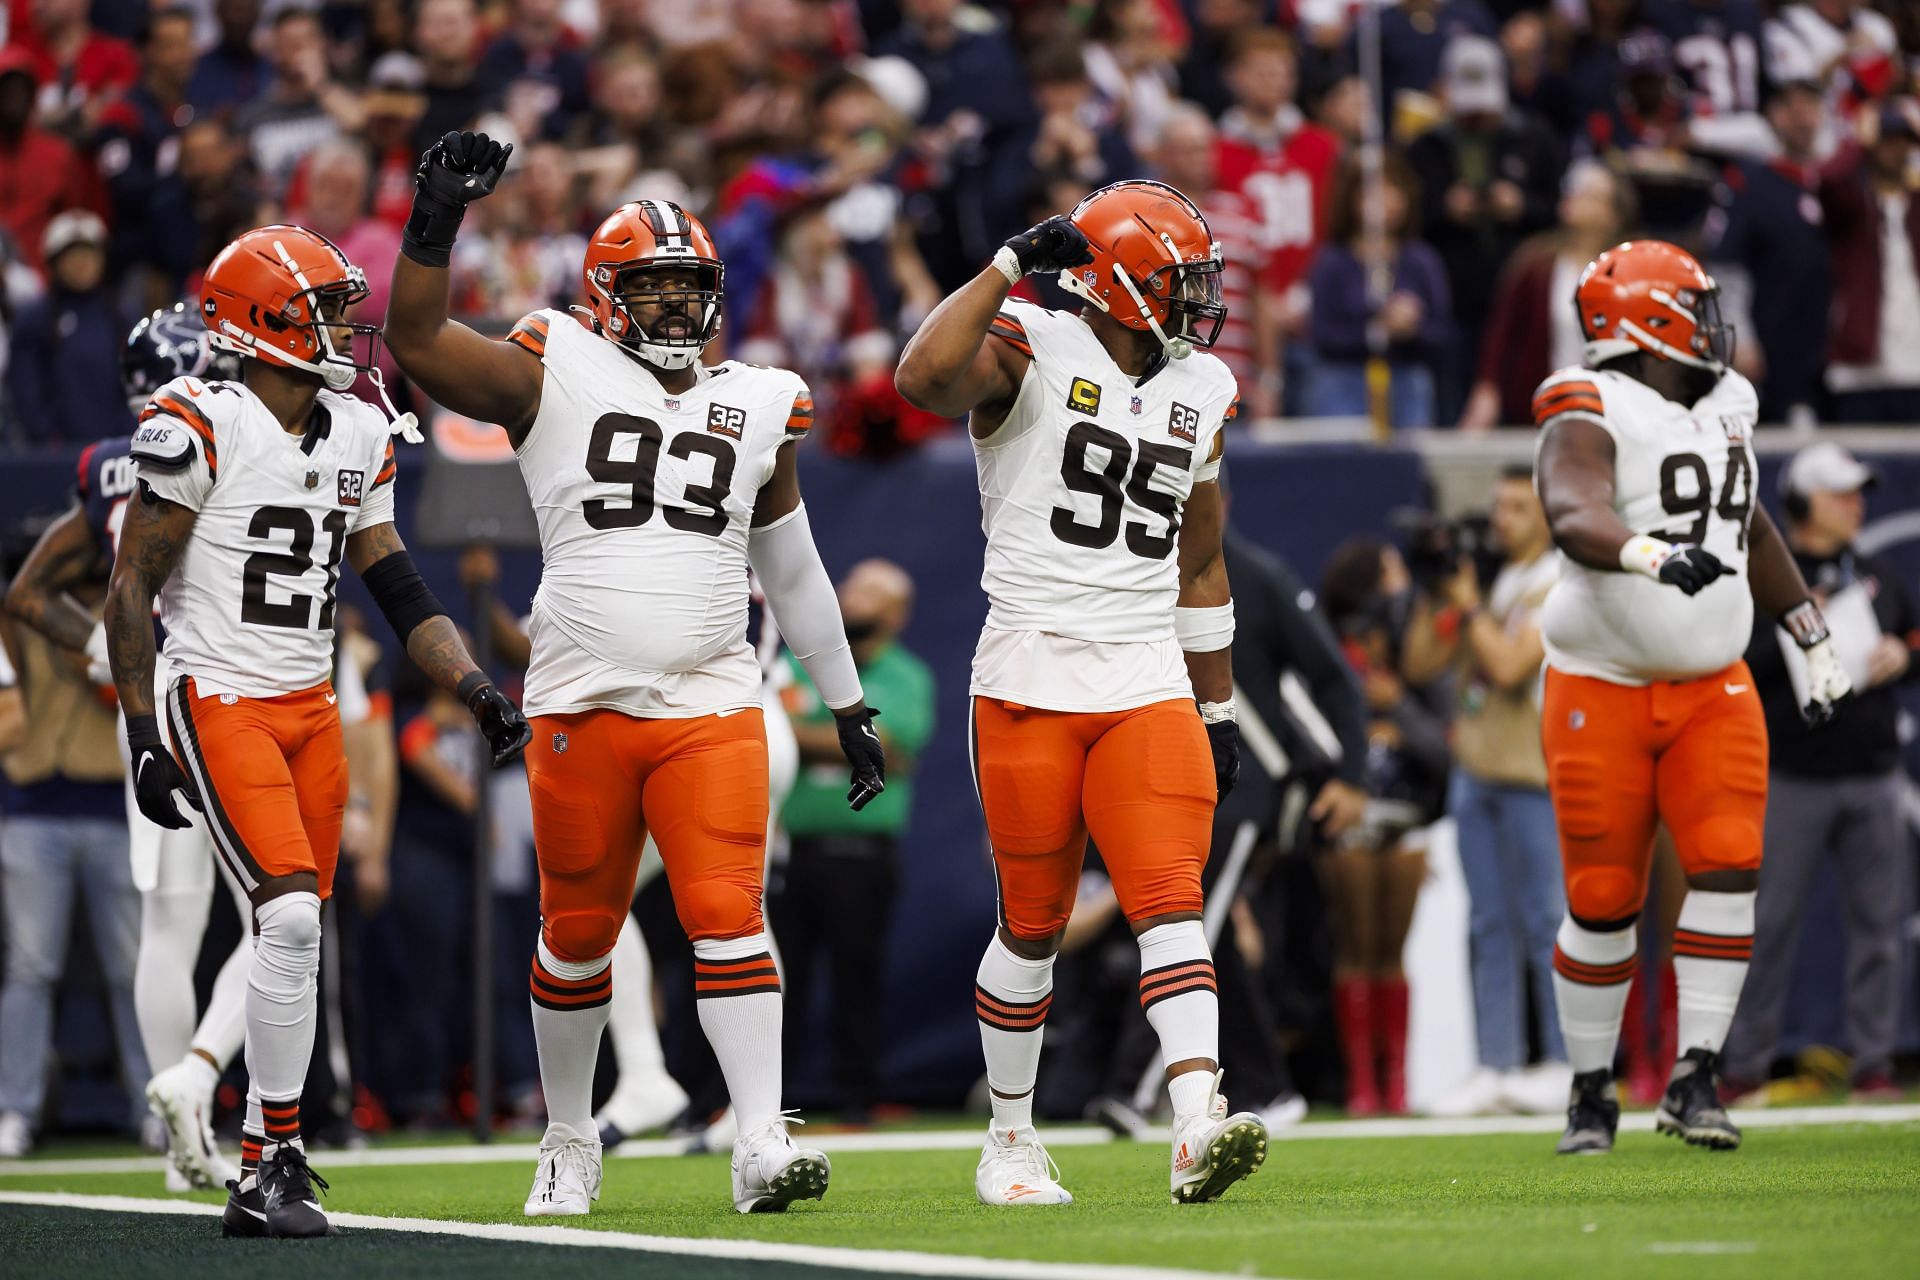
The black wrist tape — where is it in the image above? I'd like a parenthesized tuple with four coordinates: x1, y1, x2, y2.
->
(362, 549, 447, 645)
(401, 193, 466, 269)
(126, 713, 163, 751)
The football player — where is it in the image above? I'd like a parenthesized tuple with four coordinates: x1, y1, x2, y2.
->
(1532, 240, 1850, 1155)
(384, 132, 885, 1216)
(4, 305, 256, 1193)
(895, 180, 1267, 1206)
(103, 226, 530, 1238)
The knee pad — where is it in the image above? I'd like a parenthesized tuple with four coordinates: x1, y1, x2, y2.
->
(255, 892, 322, 952)
(673, 876, 763, 942)
(1675, 814, 1763, 877)
(1565, 865, 1645, 926)
(1113, 853, 1205, 924)
(542, 907, 624, 963)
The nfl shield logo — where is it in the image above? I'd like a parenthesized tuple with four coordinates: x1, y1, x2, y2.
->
(1130, 395, 1143, 415)
(552, 732, 568, 754)
(1569, 711, 1585, 730)
(664, 397, 680, 410)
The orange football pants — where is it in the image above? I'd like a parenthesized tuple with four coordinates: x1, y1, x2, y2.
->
(970, 696, 1214, 939)
(164, 676, 348, 899)
(525, 707, 770, 963)
(1540, 661, 1768, 927)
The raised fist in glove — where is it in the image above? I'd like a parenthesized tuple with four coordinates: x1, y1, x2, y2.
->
(835, 706, 888, 812)
(127, 715, 200, 829)
(459, 674, 531, 766)
(404, 131, 514, 267)
(995, 215, 1095, 282)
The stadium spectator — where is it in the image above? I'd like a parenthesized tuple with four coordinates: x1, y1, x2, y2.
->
(185, 0, 267, 114)
(1499, 9, 1574, 138)
(362, 53, 434, 228)
(449, 140, 588, 320)
(0, 641, 21, 751)
(1580, 32, 1712, 236)
(772, 559, 934, 1120)
(7, 0, 139, 136)
(1303, 152, 1453, 428)
(142, 116, 256, 295)
(1401, 470, 1568, 1115)
(1082, 0, 1181, 160)
(1459, 158, 1637, 430)
(413, 0, 493, 153)
(1173, 0, 1265, 119)
(1407, 35, 1563, 422)
(1724, 444, 1917, 1102)
(1772, 0, 1902, 115)
(94, 6, 196, 292)
(1363, 0, 1498, 118)
(0, 624, 142, 1157)
(0, 46, 105, 276)
(1821, 97, 1920, 424)
(234, 7, 356, 196)
(477, 0, 593, 142)
(6, 211, 129, 444)
(1024, 39, 1137, 194)
(1318, 538, 1450, 1115)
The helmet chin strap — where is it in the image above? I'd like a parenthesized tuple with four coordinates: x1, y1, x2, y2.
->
(211, 320, 421, 440)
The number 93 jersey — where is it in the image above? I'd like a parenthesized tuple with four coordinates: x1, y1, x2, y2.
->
(1533, 366, 1759, 686)
(507, 309, 807, 719)
(130, 377, 398, 699)
(971, 299, 1235, 712)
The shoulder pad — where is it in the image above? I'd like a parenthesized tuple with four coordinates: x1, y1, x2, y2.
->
(129, 415, 198, 471)
(506, 310, 558, 360)
(137, 378, 220, 473)
(1531, 371, 1605, 426)
(988, 310, 1033, 359)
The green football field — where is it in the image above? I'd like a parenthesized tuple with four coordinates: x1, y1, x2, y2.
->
(3, 1111, 1917, 1279)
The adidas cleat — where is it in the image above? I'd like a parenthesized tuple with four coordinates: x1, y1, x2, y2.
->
(732, 1114, 829, 1214)
(524, 1123, 603, 1217)
(1169, 1072, 1268, 1204)
(976, 1125, 1073, 1205)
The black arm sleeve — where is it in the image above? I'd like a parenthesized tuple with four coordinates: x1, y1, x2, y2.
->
(360, 550, 448, 645)
(1266, 555, 1371, 787)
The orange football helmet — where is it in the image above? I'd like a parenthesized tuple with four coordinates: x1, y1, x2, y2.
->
(1059, 179, 1225, 358)
(582, 199, 723, 371)
(1574, 240, 1732, 371)
(201, 225, 379, 391)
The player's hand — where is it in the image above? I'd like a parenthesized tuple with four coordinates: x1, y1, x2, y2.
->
(835, 706, 887, 811)
(418, 130, 513, 206)
(1206, 719, 1240, 800)
(1800, 639, 1853, 725)
(127, 714, 200, 829)
(83, 621, 113, 686)
(999, 215, 1094, 279)
(464, 680, 531, 766)
(1309, 778, 1368, 839)
(1655, 545, 1730, 596)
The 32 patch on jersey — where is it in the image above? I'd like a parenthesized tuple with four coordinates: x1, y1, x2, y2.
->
(708, 404, 746, 439)
(1067, 378, 1102, 416)
(338, 469, 365, 507)
(1168, 402, 1200, 443)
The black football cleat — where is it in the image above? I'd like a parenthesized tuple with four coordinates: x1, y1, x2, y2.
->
(259, 1144, 334, 1237)
(1656, 1049, 1742, 1150)
(222, 1177, 269, 1238)
(1555, 1068, 1620, 1155)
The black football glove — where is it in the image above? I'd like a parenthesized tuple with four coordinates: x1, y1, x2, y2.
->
(1000, 215, 1095, 278)
(127, 714, 201, 830)
(403, 130, 514, 268)
(1657, 545, 1731, 596)
(1206, 718, 1240, 801)
(460, 676, 531, 767)
(835, 706, 887, 812)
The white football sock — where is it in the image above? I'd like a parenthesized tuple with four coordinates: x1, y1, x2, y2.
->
(191, 934, 251, 1070)
(135, 886, 212, 1072)
(1136, 921, 1219, 1101)
(692, 933, 784, 1133)
(1673, 890, 1755, 1059)
(1551, 916, 1638, 1075)
(246, 892, 321, 1148)
(975, 934, 1054, 1134)
(530, 934, 613, 1133)
(606, 913, 668, 1079)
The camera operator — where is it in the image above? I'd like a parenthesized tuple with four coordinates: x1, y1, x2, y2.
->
(1402, 466, 1568, 1115)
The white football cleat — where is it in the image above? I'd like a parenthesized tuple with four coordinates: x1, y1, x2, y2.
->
(731, 1113, 829, 1214)
(594, 1070, 690, 1145)
(145, 1057, 237, 1192)
(524, 1122, 602, 1217)
(976, 1124, 1073, 1206)
(1169, 1072, 1268, 1205)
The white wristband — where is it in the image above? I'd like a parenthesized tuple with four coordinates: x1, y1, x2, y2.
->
(991, 245, 1024, 287)
(1198, 700, 1235, 724)
(1173, 602, 1234, 652)
(1618, 535, 1675, 580)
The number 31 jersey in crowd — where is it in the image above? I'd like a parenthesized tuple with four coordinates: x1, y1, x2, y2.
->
(971, 299, 1236, 713)
(505, 309, 810, 719)
(1533, 366, 1759, 687)
(131, 377, 398, 698)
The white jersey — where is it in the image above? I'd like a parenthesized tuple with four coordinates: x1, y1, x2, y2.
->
(1534, 366, 1759, 686)
(971, 300, 1235, 712)
(132, 378, 398, 699)
(508, 309, 808, 719)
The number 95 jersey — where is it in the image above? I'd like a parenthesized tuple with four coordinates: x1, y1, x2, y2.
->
(130, 377, 398, 699)
(507, 309, 807, 719)
(1534, 366, 1759, 686)
(971, 300, 1235, 712)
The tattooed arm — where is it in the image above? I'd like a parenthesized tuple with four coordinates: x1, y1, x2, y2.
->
(5, 503, 109, 652)
(104, 485, 196, 719)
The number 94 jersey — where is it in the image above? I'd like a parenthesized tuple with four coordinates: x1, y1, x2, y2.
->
(1534, 366, 1758, 686)
(507, 309, 807, 720)
(130, 377, 398, 699)
(971, 300, 1235, 712)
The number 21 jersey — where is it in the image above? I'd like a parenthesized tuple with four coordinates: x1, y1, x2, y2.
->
(131, 377, 398, 698)
(1534, 366, 1758, 686)
(971, 299, 1235, 712)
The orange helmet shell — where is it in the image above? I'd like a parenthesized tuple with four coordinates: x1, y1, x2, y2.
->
(582, 199, 724, 368)
(1061, 180, 1225, 352)
(1574, 239, 1732, 370)
(201, 225, 370, 377)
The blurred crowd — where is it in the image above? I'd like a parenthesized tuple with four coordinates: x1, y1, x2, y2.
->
(1, 0, 1919, 448)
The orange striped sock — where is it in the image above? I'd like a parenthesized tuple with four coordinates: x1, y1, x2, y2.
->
(1137, 921, 1218, 1073)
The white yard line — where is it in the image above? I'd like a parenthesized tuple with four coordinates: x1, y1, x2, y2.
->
(2, 1103, 1913, 1179)
(0, 1190, 1256, 1280)
(1645, 1243, 1760, 1255)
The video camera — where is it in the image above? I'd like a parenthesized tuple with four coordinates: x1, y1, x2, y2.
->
(1390, 508, 1494, 594)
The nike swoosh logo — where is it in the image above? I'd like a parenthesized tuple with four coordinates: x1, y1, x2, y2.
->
(325, 692, 337, 705)
(1724, 683, 1749, 695)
